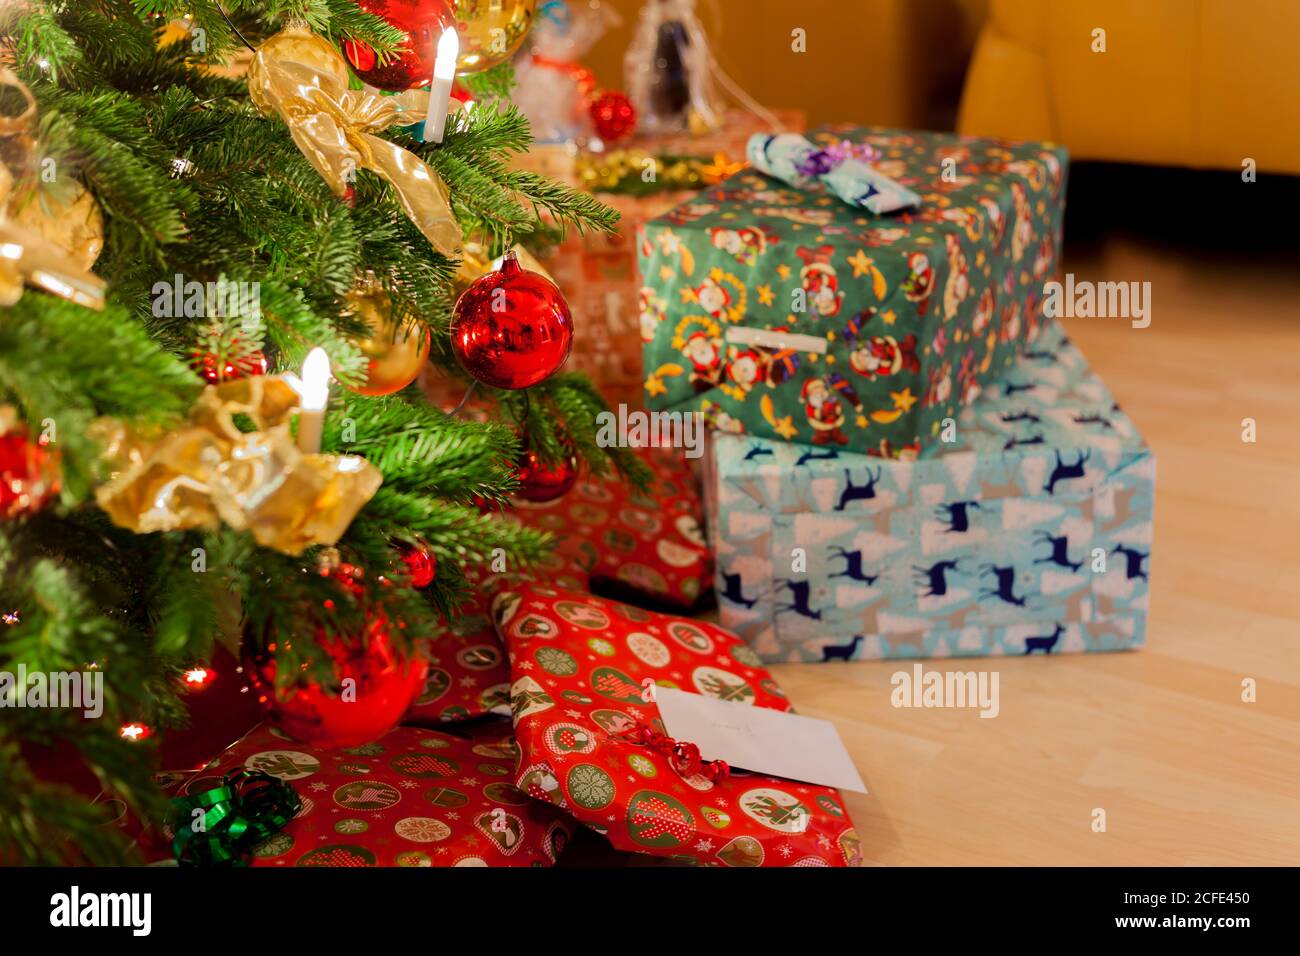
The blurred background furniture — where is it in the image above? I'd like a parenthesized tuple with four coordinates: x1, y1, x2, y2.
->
(958, 0, 1300, 172)
(587, 0, 987, 130)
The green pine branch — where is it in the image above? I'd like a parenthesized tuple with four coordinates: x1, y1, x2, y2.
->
(0, 0, 631, 865)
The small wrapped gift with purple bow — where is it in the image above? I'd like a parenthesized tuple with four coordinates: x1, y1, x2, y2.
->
(747, 132, 922, 213)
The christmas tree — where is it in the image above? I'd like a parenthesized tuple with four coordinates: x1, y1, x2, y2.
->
(0, 0, 648, 864)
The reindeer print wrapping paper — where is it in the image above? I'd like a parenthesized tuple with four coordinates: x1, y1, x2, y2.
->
(705, 321, 1154, 663)
(640, 126, 1068, 456)
(179, 722, 574, 866)
(493, 581, 864, 866)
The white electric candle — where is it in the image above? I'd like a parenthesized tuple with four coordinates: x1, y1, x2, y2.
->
(424, 27, 459, 144)
(296, 347, 331, 454)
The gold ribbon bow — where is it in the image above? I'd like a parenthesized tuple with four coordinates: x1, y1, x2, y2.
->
(0, 67, 106, 310)
(246, 24, 461, 258)
(93, 375, 382, 555)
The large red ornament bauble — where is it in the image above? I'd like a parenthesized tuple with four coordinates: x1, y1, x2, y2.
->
(515, 446, 577, 502)
(342, 0, 456, 92)
(450, 251, 573, 390)
(589, 89, 637, 142)
(0, 415, 60, 519)
(244, 598, 428, 749)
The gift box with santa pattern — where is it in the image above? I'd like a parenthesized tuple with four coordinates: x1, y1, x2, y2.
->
(639, 126, 1069, 457)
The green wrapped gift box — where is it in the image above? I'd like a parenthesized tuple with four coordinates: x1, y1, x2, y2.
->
(638, 125, 1069, 457)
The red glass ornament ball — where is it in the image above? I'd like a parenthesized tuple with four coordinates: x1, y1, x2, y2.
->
(589, 89, 637, 142)
(244, 615, 428, 749)
(0, 425, 59, 519)
(399, 542, 437, 588)
(342, 0, 457, 93)
(450, 252, 574, 390)
(515, 447, 578, 503)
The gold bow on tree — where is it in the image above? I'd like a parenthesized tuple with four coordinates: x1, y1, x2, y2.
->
(246, 23, 461, 258)
(92, 375, 382, 555)
(0, 68, 106, 310)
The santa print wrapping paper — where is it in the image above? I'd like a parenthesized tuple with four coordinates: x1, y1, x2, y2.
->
(180, 721, 573, 866)
(504, 445, 713, 609)
(494, 581, 864, 867)
(639, 125, 1069, 457)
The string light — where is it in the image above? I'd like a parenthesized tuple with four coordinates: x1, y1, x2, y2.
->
(119, 723, 151, 741)
(182, 666, 214, 689)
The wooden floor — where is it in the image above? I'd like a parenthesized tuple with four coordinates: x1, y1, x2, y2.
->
(771, 234, 1300, 865)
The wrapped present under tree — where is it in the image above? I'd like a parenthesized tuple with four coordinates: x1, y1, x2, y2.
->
(640, 126, 1069, 456)
(704, 322, 1154, 662)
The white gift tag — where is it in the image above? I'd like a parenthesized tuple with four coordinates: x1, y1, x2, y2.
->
(653, 686, 867, 793)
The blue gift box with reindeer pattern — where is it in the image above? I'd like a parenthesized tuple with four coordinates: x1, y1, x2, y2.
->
(703, 321, 1154, 662)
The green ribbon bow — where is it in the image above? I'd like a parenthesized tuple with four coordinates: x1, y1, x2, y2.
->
(170, 769, 302, 867)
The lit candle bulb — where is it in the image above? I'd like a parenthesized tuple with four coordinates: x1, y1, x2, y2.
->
(119, 722, 151, 741)
(424, 26, 459, 144)
(296, 347, 331, 454)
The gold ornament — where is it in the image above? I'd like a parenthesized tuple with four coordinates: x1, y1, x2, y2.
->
(245, 23, 461, 257)
(343, 283, 431, 396)
(454, 0, 537, 74)
(8, 180, 105, 271)
(0, 68, 105, 310)
(92, 375, 382, 555)
(453, 241, 493, 293)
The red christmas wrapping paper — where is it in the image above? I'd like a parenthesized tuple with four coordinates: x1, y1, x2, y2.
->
(403, 556, 589, 727)
(402, 445, 710, 725)
(181, 721, 574, 866)
(494, 581, 864, 867)
(505, 444, 713, 609)
(547, 191, 691, 390)
(402, 591, 514, 726)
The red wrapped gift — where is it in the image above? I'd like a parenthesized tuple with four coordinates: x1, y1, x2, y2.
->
(179, 721, 574, 866)
(403, 592, 514, 726)
(505, 445, 712, 609)
(494, 581, 863, 867)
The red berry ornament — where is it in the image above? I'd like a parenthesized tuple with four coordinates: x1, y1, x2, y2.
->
(515, 446, 577, 502)
(342, 0, 457, 92)
(451, 251, 574, 390)
(190, 346, 268, 385)
(589, 89, 637, 143)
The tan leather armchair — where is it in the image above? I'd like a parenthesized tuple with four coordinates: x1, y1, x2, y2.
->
(958, 0, 1300, 173)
